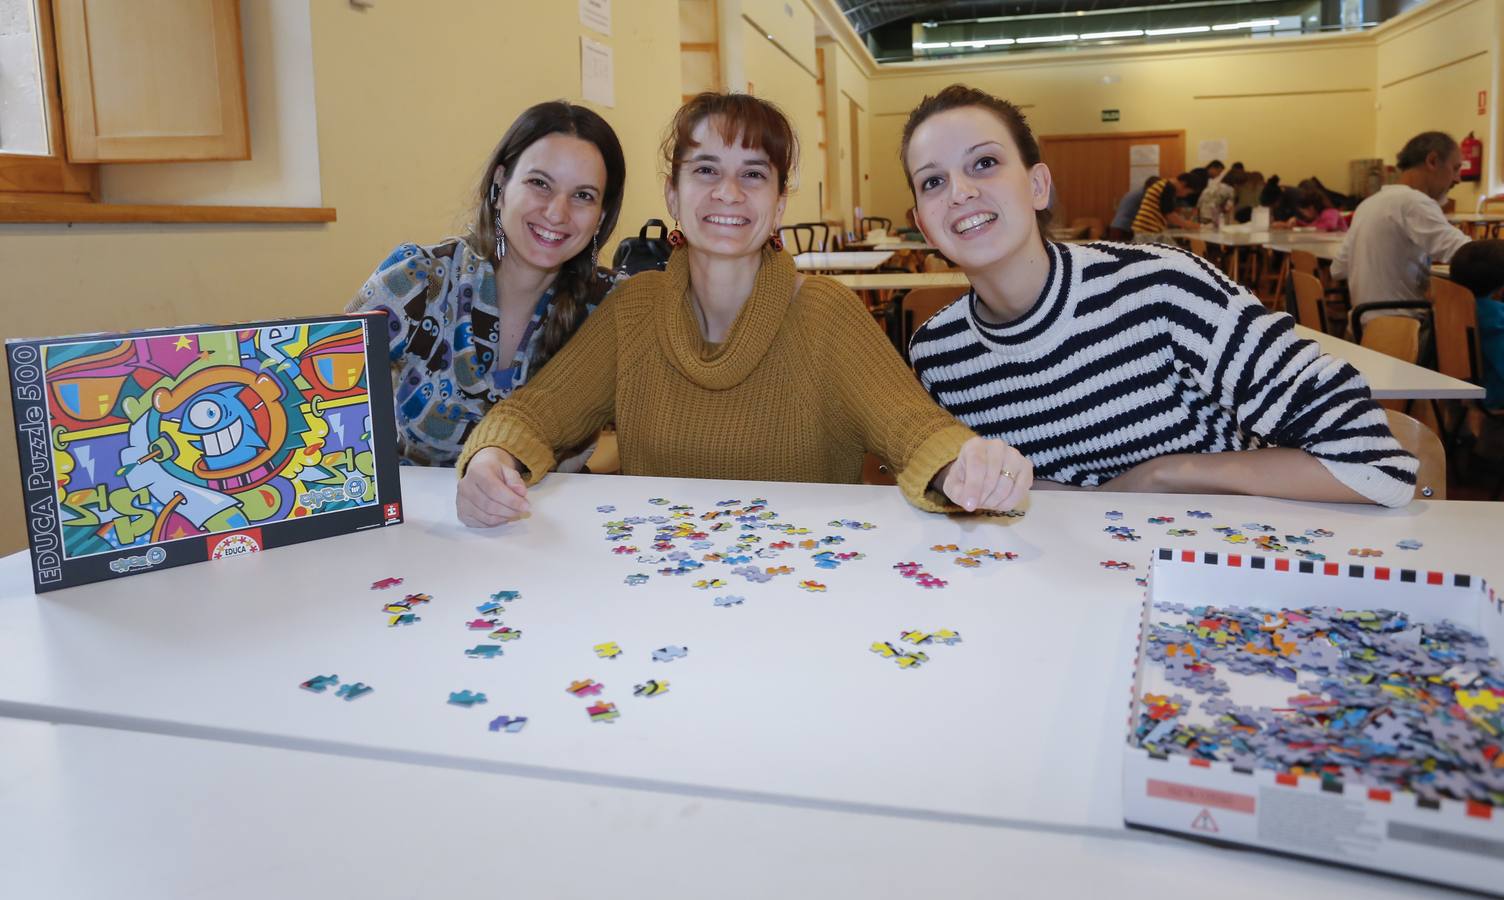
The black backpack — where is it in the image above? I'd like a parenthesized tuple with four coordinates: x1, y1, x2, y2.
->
(612, 219, 672, 279)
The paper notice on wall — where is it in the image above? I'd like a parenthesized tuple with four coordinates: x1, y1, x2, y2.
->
(581, 37, 614, 108)
(1197, 139, 1229, 164)
(580, 0, 611, 35)
(1128, 165, 1160, 191)
(1129, 144, 1160, 166)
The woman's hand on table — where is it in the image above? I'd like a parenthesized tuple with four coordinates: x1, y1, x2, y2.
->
(456, 447, 531, 527)
(936, 437, 1033, 512)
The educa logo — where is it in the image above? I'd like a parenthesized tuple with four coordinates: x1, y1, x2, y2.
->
(210, 532, 262, 560)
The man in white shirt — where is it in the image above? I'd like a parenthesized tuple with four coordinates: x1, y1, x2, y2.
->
(1332, 132, 1469, 327)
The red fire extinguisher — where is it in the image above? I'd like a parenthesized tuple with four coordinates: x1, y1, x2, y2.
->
(1460, 131, 1483, 182)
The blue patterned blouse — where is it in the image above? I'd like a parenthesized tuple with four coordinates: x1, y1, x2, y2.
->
(348, 239, 608, 466)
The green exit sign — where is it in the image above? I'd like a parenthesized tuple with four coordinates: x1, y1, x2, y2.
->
(1102, 109, 1120, 122)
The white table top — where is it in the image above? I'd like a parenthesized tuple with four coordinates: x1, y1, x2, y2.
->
(794, 251, 894, 271)
(830, 271, 970, 291)
(1447, 213, 1504, 223)
(1294, 323, 1483, 399)
(0, 716, 1458, 899)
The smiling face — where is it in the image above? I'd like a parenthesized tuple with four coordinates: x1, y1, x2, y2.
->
(493, 133, 607, 274)
(665, 117, 787, 261)
(904, 106, 1050, 273)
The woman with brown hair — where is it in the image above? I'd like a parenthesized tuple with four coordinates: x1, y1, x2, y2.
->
(348, 101, 626, 467)
(900, 84, 1416, 507)
(454, 92, 1030, 527)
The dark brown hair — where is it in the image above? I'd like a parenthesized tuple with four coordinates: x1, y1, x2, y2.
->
(899, 84, 1051, 232)
(662, 92, 798, 194)
(1396, 131, 1458, 171)
(468, 101, 626, 374)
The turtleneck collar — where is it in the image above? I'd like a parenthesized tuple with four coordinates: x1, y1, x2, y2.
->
(655, 245, 795, 390)
(966, 240, 1073, 355)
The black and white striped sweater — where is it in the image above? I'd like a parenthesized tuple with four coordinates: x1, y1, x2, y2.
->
(908, 241, 1418, 507)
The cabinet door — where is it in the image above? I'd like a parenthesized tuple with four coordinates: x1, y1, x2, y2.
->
(52, 0, 249, 162)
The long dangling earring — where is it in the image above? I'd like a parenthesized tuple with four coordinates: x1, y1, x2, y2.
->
(591, 231, 600, 269)
(768, 231, 784, 251)
(668, 219, 686, 247)
(489, 181, 506, 261)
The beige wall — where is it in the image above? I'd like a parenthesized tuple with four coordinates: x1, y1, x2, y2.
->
(0, 0, 684, 555)
(1374, 0, 1499, 210)
(740, 14, 824, 227)
(865, 35, 1379, 224)
(863, 0, 1503, 225)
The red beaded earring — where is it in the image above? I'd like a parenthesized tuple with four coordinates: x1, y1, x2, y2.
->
(768, 232, 784, 251)
(668, 220, 686, 247)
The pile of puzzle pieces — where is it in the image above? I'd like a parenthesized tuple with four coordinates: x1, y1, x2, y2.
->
(1136, 603, 1504, 806)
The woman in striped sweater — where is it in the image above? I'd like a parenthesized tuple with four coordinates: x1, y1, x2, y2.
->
(902, 84, 1417, 507)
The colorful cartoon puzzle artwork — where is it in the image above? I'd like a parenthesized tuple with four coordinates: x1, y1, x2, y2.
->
(7, 313, 403, 591)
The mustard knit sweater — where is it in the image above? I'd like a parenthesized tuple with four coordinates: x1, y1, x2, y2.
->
(456, 247, 976, 511)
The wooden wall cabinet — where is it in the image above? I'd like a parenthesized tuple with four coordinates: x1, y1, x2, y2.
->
(51, 0, 250, 163)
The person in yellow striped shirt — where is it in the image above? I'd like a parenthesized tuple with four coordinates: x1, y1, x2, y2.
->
(1132, 172, 1201, 241)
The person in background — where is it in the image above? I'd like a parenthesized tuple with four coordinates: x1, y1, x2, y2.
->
(900, 83, 1417, 508)
(1332, 131, 1470, 320)
(455, 91, 1030, 528)
(1107, 174, 1156, 241)
(1442, 239, 1504, 410)
(1131, 171, 1203, 241)
(1273, 188, 1348, 232)
(348, 102, 626, 468)
(1196, 170, 1247, 225)
(1205, 159, 1226, 184)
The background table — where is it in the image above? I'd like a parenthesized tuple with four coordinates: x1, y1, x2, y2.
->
(829, 271, 969, 292)
(794, 251, 893, 272)
(0, 716, 1457, 899)
(1294, 323, 1484, 399)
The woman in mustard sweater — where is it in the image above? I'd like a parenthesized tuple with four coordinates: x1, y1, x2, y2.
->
(454, 92, 1031, 526)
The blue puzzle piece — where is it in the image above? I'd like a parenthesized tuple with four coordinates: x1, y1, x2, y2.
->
(1105, 510, 1124, 520)
(300, 674, 339, 693)
(625, 573, 649, 586)
(1397, 538, 1423, 550)
(488, 715, 528, 733)
(449, 690, 487, 706)
(474, 601, 504, 615)
(1186, 510, 1212, 519)
(465, 644, 503, 660)
(713, 595, 745, 607)
(596, 505, 616, 513)
(336, 682, 373, 701)
(490, 590, 521, 603)
(652, 645, 689, 662)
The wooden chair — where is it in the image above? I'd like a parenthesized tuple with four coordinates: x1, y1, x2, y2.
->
(901, 286, 969, 354)
(1360, 315, 1420, 363)
(791, 221, 831, 251)
(776, 224, 815, 254)
(1187, 238, 1209, 259)
(1384, 409, 1446, 499)
(1290, 270, 1326, 332)
(1431, 277, 1480, 383)
(859, 216, 892, 239)
(1289, 249, 1319, 276)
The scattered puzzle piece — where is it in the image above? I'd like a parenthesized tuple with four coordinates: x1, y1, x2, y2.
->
(448, 690, 487, 707)
(624, 574, 649, 586)
(1396, 538, 1423, 551)
(798, 580, 827, 592)
(336, 682, 373, 701)
(489, 626, 521, 641)
(587, 701, 620, 723)
(489, 715, 528, 732)
(594, 642, 623, 659)
(713, 595, 745, 607)
(370, 577, 404, 590)
(1348, 547, 1383, 558)
(387, 613, 421, 627)
(652, 645, 689, 662)
(634, 679, 669, 697)
(567, 679, 604, 696)
(300, 674, 339, 693)
(465, 644, 503, 660)
(466, 617, 499, 630)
